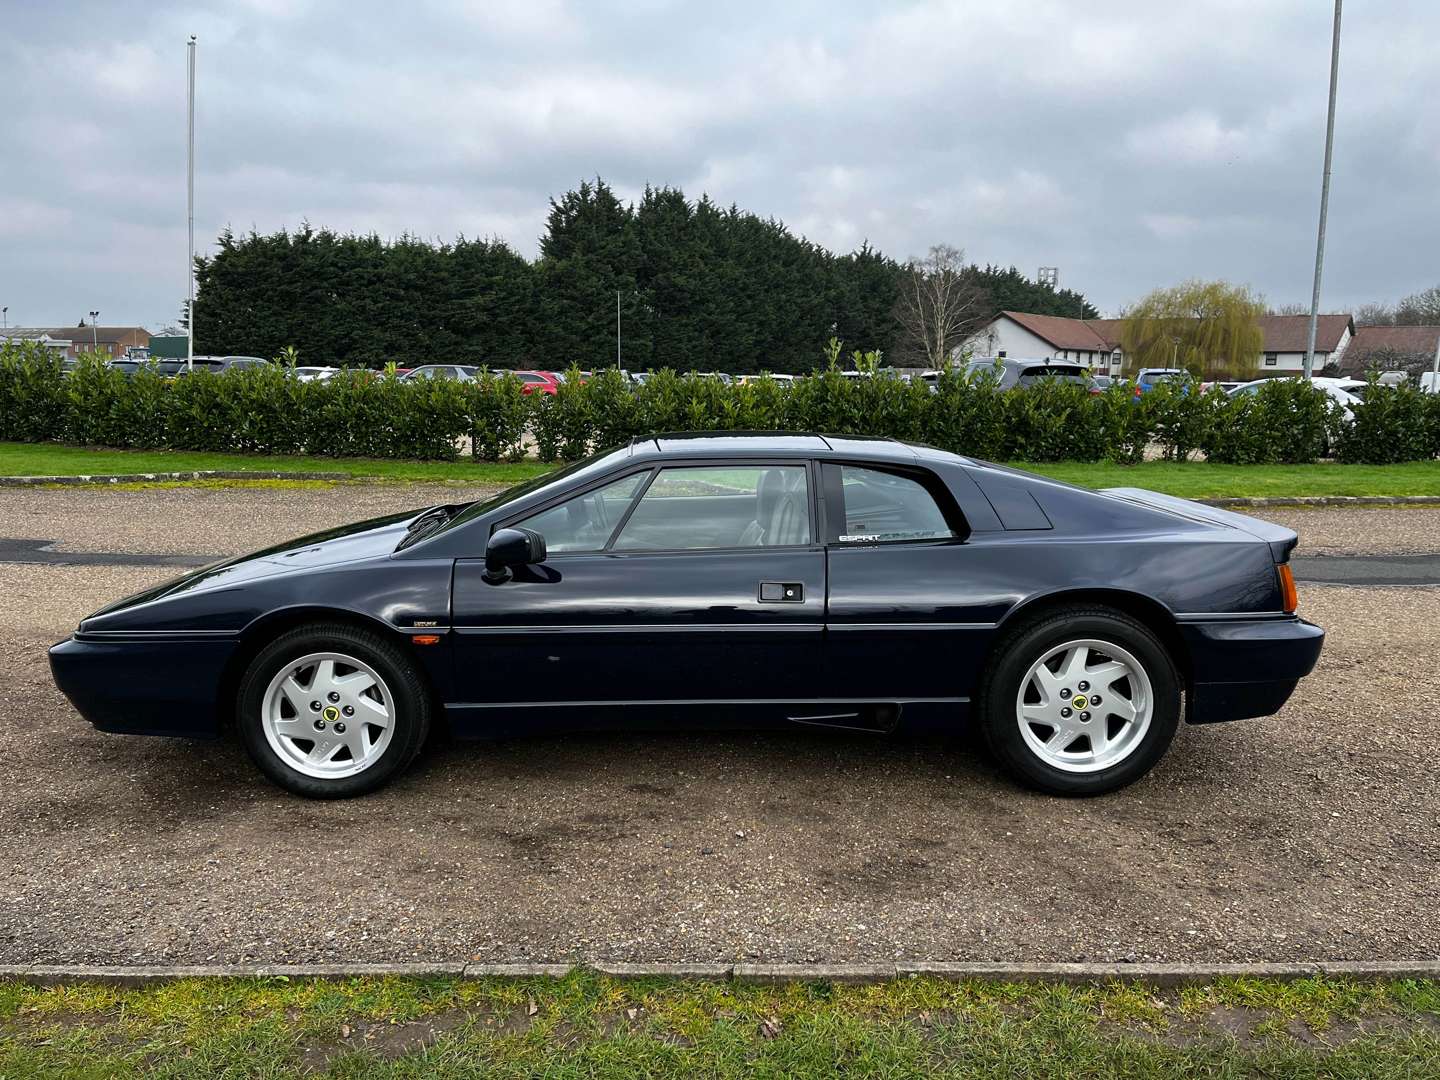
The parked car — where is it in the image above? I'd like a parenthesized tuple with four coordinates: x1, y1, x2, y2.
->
(508, 370, 562, 395)
(1135, 368, 1188, 389)
(105, 359, 189, 378)
(181, 355, 269, 374)
(1227, 378, 1359, 422)
(964, 358, 1090, 390)
(292, 366, 338, 383)
(401, 364, 476, 382)
(50, 433, 1323, 800)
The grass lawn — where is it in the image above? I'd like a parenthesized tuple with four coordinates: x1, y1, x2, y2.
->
(0, 442, 554, 486)
(4, 441, 1440, 499)
(2, 972, 1437, 1078)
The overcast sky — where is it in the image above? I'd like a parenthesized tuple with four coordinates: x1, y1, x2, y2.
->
(3, 0, 1437, 330)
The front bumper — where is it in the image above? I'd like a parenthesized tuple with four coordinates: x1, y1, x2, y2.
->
(1178, 616, 1324, 724)
(48, 635, 237, 738)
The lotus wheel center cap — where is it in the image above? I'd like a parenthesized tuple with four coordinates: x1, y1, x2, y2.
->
(322, 705, 340, 723)
(1071, 695, 1088, 710)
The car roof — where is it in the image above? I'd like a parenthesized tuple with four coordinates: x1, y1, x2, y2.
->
(637, 432, 966, 465)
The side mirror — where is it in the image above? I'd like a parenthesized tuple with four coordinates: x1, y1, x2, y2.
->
(483, 527, 547, 583)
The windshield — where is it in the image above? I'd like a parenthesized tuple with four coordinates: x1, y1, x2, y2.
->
(436, 445, 638, 533)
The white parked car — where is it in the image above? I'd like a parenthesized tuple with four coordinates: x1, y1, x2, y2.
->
(1227, 378, 1360, 422)
(293, 366, 338, 383)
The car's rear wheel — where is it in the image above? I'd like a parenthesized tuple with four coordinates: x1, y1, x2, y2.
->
(977, 606, 1180, 795)
(237, 623, 430, 798)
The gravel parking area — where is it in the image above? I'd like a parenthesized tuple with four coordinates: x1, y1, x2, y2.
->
(1, 487, 1437, 966)
(0, 481, 501, 557)
(1257, 505, 1440, 557)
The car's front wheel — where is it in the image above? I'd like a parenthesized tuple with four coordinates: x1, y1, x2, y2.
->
(237, 623, 430, 798)
(978, 606, 1180, 795)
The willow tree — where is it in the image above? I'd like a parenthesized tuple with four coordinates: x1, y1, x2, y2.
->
(1120, 281, 1265, 379)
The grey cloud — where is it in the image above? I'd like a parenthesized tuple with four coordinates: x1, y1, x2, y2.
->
(1, 0, 1436, 329)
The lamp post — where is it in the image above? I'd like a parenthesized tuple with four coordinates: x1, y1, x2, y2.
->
(1303, 0, 1343, 381)
(88, 311, 99, 353)
(2, 307, 7, 330)
(187, 34, 197, 371)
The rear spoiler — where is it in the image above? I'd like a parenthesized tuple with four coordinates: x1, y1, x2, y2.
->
(1100, 487, 1299, 563)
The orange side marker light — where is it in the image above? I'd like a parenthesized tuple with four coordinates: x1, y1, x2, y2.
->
(412, 634, 441, 646)
(1277, 564, 1298, 614)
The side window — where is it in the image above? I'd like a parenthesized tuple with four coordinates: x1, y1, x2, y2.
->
(829, 465, 957, 543)
(612, 466, 810, 551)
(514, 473, 647, 552)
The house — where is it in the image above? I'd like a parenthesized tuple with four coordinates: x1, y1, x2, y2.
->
(3, 325, 152, 360)
(964, 311, 1354, 376)
(0, 329, 73, 359)
(965, 312, 1121, 371)
(1251, 315, 1353, 373)
(1340, 325, 1440, 377)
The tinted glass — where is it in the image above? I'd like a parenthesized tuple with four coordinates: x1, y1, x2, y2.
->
(835, 466, 955, 543)
(612, 466, 810, 551)
(516, 473, 647, 552)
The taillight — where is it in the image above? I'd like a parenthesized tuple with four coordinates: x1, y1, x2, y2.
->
(1277, 564, 1298, 614)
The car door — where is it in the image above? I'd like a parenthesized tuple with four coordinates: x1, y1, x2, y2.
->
(820, 461, 993, 705)
(449, 460, 825, 729)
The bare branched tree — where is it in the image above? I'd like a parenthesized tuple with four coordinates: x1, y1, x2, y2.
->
(893, 245, 991, 369)
(1267, 301, 1309, 316)
(1396, 284, 1440, 326)
(1353, 301, 1395, 326)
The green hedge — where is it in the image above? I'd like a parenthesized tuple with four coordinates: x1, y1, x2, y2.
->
(3, 343, 1437, 466)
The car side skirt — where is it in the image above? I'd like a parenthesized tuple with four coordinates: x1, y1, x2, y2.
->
(443, 698, 968, 739)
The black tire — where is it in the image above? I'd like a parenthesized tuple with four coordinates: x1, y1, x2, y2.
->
(237, 622, 431, 798)
(976, 606, 1180, 796)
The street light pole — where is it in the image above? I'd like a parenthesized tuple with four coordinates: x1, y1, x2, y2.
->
(89, 311, 99, 352)
(186, 34, 197, 372)
(1303, 0, 1342, 381)
(616, 289, 621, 368)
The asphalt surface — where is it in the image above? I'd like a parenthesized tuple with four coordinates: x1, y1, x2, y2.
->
(0, 485, 1438, 966)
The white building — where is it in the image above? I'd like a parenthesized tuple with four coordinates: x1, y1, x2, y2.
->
(963, 311, 1355, 376)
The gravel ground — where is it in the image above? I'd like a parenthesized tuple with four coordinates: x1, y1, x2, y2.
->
(0, 487, 1437, 966)
(1256, 505, 1440, 557)
(0, 482, 503, 556)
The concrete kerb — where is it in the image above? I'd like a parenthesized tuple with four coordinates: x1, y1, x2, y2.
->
(0, 470, 353, 486)
(1201, 495, 1440, 508)
(2, 960, 1438, 988)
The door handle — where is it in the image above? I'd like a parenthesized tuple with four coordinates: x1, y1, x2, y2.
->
(759, 582, 804, 603)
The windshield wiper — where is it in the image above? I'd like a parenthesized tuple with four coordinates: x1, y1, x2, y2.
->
(396, 505, 457, 550)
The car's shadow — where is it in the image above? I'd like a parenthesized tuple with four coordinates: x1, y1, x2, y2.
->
(111, 715, 1262, 818)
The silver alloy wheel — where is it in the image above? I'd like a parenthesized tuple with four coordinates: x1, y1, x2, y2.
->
(261, 651, 395, 780)
(1015, 638, 1153, 774)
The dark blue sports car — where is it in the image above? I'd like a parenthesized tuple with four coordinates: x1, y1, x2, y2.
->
(49, 434, 1323, 798)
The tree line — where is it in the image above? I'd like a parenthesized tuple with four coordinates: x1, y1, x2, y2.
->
(192, 178, 1096, 373)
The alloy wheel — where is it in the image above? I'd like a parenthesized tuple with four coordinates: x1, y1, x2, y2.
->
(261, 652, 395, 779)
(1015, 638, 1153, 774)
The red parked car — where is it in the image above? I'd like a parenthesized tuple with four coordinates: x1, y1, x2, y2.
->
(508, 370, 561, 395)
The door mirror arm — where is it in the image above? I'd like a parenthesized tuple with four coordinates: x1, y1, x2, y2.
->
(483, 527, 547, 584)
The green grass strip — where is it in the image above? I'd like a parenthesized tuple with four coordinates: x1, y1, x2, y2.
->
(2, 973, 1439, 1078)
(4, 442, 1440, 499)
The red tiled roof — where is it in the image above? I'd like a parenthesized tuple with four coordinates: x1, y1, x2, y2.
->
(1085, 319, 1125, 349)
(1341, 324, 1440, 374)
(996, 312, 1353, 354)
(999, 311, 1110, 351)
(1253, 314, 1352, 353)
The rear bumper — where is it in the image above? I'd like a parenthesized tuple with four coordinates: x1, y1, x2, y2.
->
(1178, 616, 1324, 724)
(48, 636, 236, 738)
